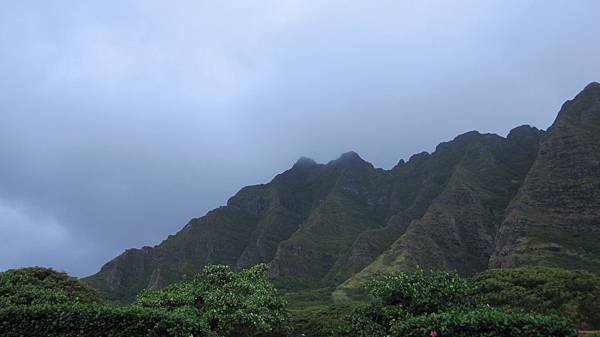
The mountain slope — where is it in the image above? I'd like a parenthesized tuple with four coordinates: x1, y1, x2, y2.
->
(490, 82, 600, 270)
(335, 127, 542, 299)
(85, 83, 600, 302)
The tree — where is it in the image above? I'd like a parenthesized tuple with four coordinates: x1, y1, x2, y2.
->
(0, 267, 101, 306)
(335, 268, 476, 336)
(135, 263, 289, 337)
(367, 267, 476, 315)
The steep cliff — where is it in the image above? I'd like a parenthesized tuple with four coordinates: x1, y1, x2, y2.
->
(85, 83, 600, 302)
(490, 82, 600, 270)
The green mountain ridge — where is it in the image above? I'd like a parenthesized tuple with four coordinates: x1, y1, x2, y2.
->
(490, 82, 600, 271)
(85, 83, 600, 302)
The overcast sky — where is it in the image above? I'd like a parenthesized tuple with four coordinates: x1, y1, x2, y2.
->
(1, 1, 599, 277)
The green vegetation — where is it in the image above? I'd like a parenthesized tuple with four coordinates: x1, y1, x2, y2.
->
(472, 267, 600, 329)
(0, 304, 209, 337)
(135, 263, 288, 337)
(390, 308, 576, 337)
(0, 267, 207, 336)
(3, 265, 595, 336)
(334, 269, 476, 336)
(0, 265, 286, 337)
(307, 267, 599, 336)
(330, 269, 578, 337)
(0, 267, 101, 306)
(368, 268, 476, 314)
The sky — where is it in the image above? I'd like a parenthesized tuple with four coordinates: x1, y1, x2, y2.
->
(1, 0, 600, 277)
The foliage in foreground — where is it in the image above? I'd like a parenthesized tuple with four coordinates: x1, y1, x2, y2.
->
(0, 303, 209, 337)
(334, 269, 475, 337)
(1, 265, 592, 337)
(0, 265, 287, 337)
(368, 267, 476, 314)
(333, 268, 577, 337)
(135, 263, 288, 337)
(0, 267, 101, 306)
(472, 267, 600, 329)
(389, 308, 576, 337)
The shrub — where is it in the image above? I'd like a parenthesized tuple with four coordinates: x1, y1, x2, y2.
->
(367, 267, 476, 315)
(287, 302, 348, 337)
(335, 303, 408, 337)
(135, 263, 288, 337)
(0, 303, 209, 337)
(472, 267, 600, 329)
(334, 269, 475, 336)
(0, 267, 101, 306)
(390, 308, 577, 337)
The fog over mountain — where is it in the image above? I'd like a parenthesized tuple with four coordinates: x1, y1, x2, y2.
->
(1, 1, 600, 276)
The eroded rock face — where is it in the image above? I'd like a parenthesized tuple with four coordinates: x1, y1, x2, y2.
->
(336, 127, 543, 297)
(85, 83, 600, 302)
(490, 82, 600, 270)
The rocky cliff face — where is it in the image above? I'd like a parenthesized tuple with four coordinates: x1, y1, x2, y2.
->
(85, 83, 600, 302)
(334, 127, 542, 298)
(490, 82, 600, 271)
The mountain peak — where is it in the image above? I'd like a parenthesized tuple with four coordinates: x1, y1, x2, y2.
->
(338, 151, 362, 161)
(583, 81, 600, 92)
(576, 81, 600, 101)
(553, 81, 600, 128)
(334, 151, 367, 165)
(507, 125, 542, 140)
(328, 151, 373, 170)
(294, 156, 317, 168)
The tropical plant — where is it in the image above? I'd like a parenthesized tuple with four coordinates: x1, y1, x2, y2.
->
(367, 267, 476, 315)
(0, 267, 100, 306)
(135, 263, 289, 337)
(390, 307, 576, 337)
(0, 303, 209, 337)
(472, 267, 600, 329)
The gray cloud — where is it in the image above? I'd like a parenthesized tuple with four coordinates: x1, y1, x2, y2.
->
(1, 0, 600, 276)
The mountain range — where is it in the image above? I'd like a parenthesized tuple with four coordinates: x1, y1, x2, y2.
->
(85, 82, 600, 302)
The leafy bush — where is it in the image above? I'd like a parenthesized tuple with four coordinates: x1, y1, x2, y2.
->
(472, 267, 600, 329)
(367, 267, 476, 315)
(390, 308, 577, 337)
(335, 303, 408, 337)
(334, 268, 584, 336)
(287, 302, 347, 337)
(135, 263, 288, 337)
(0, 267, 100, 306)
(0, 303, 209, 337)
(334, 269, 476, 336)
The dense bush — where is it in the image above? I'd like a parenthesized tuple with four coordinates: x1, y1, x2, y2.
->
(472, 267, 600, 329)
(0, 267, 101, 306)
(367, 267, 476, 315)
(135, 263, 288, 337)
(390, 308, 577, 337)
(334, 268, 584, 337)
(335, 303, 407, 337)
(287, 302, 348, 337)
(334, 269, 476, 336)
(0, 265, 287, 337)
(0, 303, 209, 337)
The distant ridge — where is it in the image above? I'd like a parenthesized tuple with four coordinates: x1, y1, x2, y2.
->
(85, 83, 600, 302)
